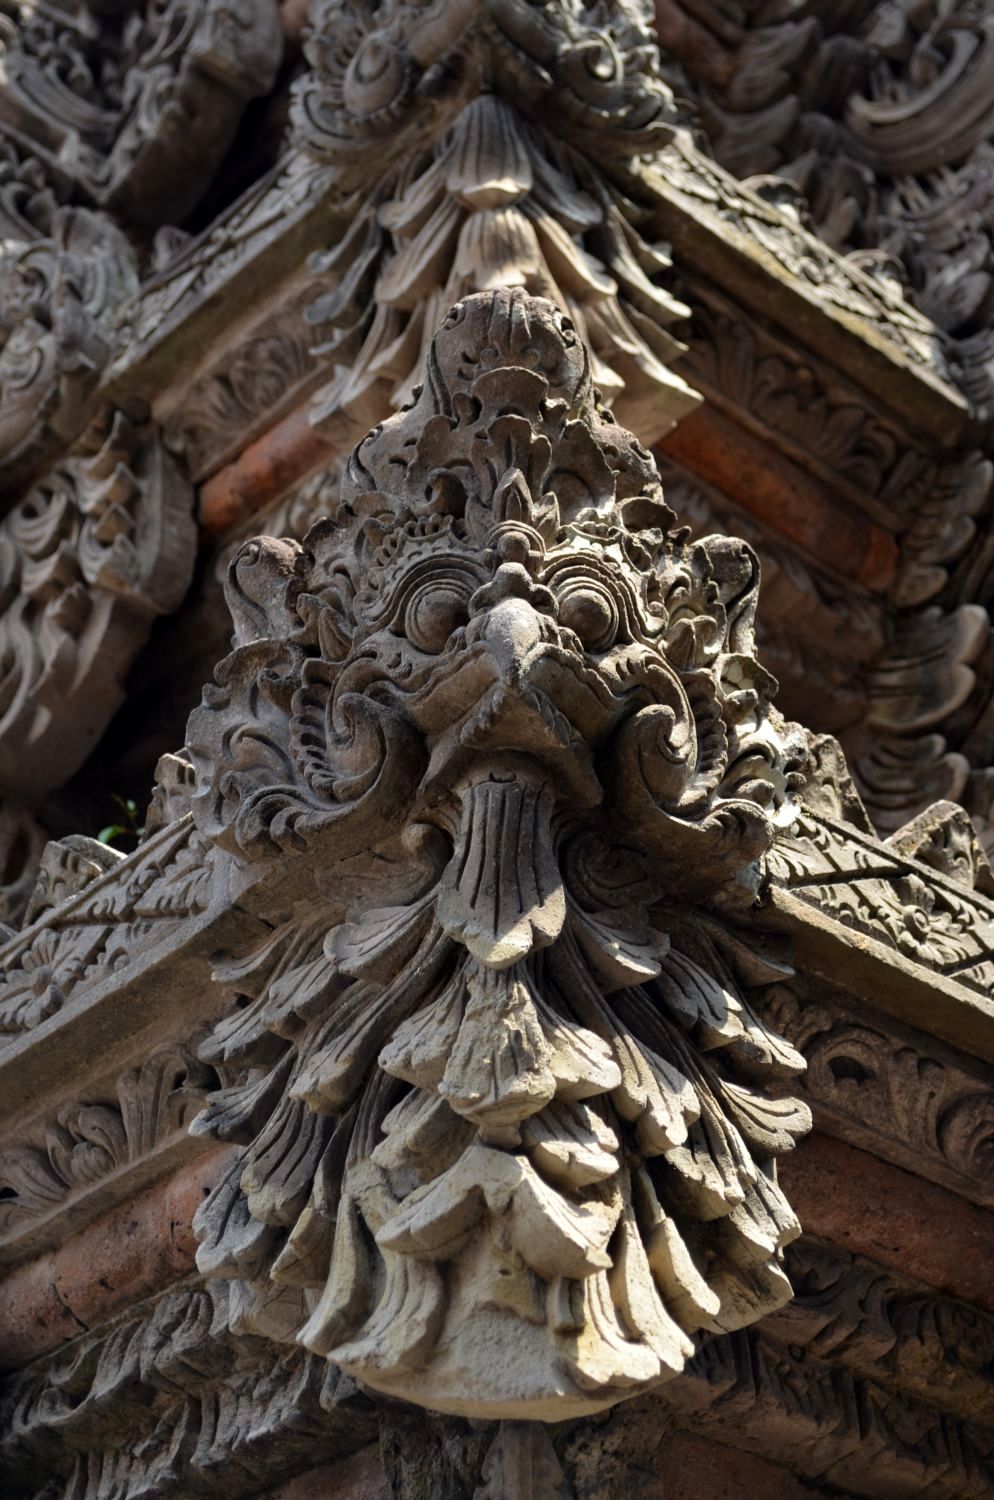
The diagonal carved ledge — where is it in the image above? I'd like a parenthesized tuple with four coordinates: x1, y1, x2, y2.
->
(184, 287, 812, 1418)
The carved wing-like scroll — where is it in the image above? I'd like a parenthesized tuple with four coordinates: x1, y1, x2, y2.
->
(188, 289, 810, 1419)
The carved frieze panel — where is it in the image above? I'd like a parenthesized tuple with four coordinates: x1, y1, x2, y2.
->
(0, 207, 139, 502)
(0, 1281, 377, 1500)
(0, 816, 214, 1042)
(760, 982, 994, 1209)
(182, 287, 812, 1419)
(768, 806, 994, 1011)
(677, 0, 994, 419)
(0, 1038, 219, 1264)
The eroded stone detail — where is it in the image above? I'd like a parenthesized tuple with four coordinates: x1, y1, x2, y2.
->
(187, 288, 810, 1419)
(0, 1040, 217, 1257)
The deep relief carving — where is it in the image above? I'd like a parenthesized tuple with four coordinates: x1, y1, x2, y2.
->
(768, 808, 994, 1003)
(187, 288, 810, 1419)
(0, 1040, 217, 1257)
(673, 1328, 994, 1498)
(772, 1239, 994, 1425)
(656, 459, 886, 739)
(0, 207, 138, 501)
(296, 0, 700, 451)
(0, 1281, 377, 1500)
(652, 132, 954, 383)
(0, 406, 196, 799)
(678, 1, 994, 419)
(0, 816, 214, 1040)
(760, 983, 994, 1208)
(0, 0, 283, 228)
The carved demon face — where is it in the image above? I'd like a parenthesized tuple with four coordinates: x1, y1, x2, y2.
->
(188, 291, 809, 1419)
(294, 0, 676, 171)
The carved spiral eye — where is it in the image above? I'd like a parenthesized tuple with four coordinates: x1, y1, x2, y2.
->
(557, 579, 619, 653)
(404, 578, 471, 653)
(343, 35, 407, 118)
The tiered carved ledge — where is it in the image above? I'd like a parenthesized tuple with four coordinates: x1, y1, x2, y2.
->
(1, 291, 993, 1500)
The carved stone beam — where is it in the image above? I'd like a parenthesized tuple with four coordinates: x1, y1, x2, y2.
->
(185, 287, 812, 1417)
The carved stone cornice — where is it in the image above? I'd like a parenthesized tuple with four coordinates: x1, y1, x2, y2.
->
(4, 1241, 994, 1500)
(666, 0, 994, 422)
(767, 805, 994, 1061)
(0, 1280, 378, 1500)
(760, 981, 994, 1209)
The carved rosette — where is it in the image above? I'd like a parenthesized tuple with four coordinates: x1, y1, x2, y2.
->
(188, 290, 810, 1419)
(297, 0, 700, 450)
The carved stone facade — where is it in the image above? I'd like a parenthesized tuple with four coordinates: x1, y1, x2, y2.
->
(0, 3, 993, 1499)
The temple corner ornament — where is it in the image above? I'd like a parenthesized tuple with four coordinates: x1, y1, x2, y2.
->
(186, 288, 812, 1421)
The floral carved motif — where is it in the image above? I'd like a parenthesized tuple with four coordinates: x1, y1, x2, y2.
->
(187, 288, 810, 1419)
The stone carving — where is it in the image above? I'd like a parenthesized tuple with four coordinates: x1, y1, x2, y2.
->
(0, 1281, 377, 1500)
(0, 0, 283, 229)
(21, 835, 124, 928)
(0, 1040, 216, 1254)
(672, 1328, 994, 1498)
(652, 132, 953, 383)
(769, 808, 994, 1003)
(187, 288, 810, 1418)
(297, 0, 700, 451)
(773, 1239, 994, 1425)
(0, 208, 138, 502)
(0, 816, 213, 1040)
(681, 1, 994, 418)
(760, 984, 994, 1208)
(0, 406, 196, 800)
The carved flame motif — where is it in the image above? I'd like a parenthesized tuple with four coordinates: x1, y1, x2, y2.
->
(298, 0, 699, 450)
(188, 289, 810, 1419)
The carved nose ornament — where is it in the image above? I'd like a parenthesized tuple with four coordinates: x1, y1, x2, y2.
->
(469, 560, 556, 618)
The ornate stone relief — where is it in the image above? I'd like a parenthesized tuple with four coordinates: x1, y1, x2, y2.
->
(0, 207, 139, 503)
(0, 1280, 377, 1500)
(769, 806, 994, 1004)
(294, 0, 700, 451)
(4, 1247, 993, 1500)
(0, 814, 213, 1040)
(760, 982, 994, 1208)
(185, 287, 810, 1418)
(678, 0, 994, 418)
(0, 1039, 218, 1261)
(0, 0, 283, 228)
(0, 406, 196, 800)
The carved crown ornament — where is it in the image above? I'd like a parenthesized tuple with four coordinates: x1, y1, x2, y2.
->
(291, 0, 701, 454)
(186, 288, 812, 1420)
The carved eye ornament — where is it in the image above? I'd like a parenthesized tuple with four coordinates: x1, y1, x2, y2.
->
(543, 556, 641, 655)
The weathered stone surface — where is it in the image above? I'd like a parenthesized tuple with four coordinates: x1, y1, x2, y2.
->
(186, 288, 810, 1418)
